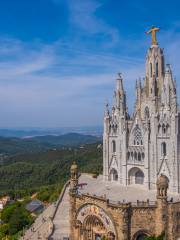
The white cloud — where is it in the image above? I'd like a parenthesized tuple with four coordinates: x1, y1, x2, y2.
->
(0, 21, 180, 126)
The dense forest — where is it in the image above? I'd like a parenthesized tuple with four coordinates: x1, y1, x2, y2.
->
(0, 133, 102, 200)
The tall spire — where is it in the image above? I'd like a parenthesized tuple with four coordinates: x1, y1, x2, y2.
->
(161, 64, 177, 111)
(145, 26, 165, 99)
(114, 73, 126, 115)
(116, 72, 124, 92)
(134, 78, 142, 114)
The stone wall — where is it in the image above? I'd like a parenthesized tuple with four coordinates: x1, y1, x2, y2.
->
(70, 193, 180, 240)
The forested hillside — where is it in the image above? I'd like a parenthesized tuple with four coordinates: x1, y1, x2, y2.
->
(0, 134, 102, 200)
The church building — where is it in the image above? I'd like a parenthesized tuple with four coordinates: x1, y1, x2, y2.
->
(103, 26, 180, 193)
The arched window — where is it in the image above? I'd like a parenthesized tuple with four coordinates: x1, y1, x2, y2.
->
(162, 124, 166, 134)
(138, 152, 141, 161)
(161, 142, 167, 156)
(158, 124, 161, 134)
(166, 124, 170, 135)
(134, 152, 137, 160)
(112, 140, 116, 153)
(150, 63, 152, 77)
(110, 168, 118, 181)
(156, 62, 158, 77)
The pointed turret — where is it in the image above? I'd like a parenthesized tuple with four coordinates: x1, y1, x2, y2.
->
(104, 102, 110, 118)
(114, 73, 126, 116)
(161, 64, 177, 111)
(116, 72, 124, 92)
(135, 78, 142, 113)
(104, 102, 110, 134)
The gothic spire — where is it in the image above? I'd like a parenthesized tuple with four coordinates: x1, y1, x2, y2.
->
(116, 72, 124, 92)
(161, 64, 177, 111)
(114, 73, 126, 116)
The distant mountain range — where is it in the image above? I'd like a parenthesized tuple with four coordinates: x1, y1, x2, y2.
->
(0, 133, 102, 155)
(0, 126, 102, 138)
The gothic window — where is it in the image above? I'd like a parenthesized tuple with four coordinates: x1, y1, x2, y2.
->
(138, 152, 141, 161)
(112, 140, 116, 153)
(142, 152, 145, 160)
(150, 62, 152, 77)
(162, 124, 166, 134)
(134, 152, 137, 160)
(161, 142, 167, 156)
(166, 124, 170, 135)
(156, 62, 159, 77)
(133, 124, 143, 145)
(158, 124, 161, 134)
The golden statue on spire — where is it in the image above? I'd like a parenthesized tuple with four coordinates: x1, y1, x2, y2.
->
(146, 26, 160, 45)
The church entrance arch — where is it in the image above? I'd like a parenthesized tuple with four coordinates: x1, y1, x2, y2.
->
(136, 233, 148, 240)
(110, 168, 118, 181)
(132, 230, 149, 240)
(128, 167, 144, 185)
(76, 204, 116, 240)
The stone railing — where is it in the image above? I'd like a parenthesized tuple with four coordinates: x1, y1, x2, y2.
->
(78, 192, 156, 208)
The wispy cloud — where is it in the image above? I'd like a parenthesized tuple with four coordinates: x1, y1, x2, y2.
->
(0, 1, 180, 127)
(53, 0, 120, 47)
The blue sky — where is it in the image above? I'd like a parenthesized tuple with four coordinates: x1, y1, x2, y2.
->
(0, 0, 180, 127)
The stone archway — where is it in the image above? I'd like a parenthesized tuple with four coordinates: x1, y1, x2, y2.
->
(82, 215, 115, 240)
(136, 233, 148, 240)
(76, 204, 116, 240)
(128, 167, 144, 185)
(132, 230, 150, 240)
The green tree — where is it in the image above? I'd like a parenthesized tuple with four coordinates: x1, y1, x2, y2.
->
(0, 223, 9, 239)
(1, 203, 19, 223)
(8, 206, 33, 235)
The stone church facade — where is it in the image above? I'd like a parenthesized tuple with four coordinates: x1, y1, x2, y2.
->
(103, 28, 180, 193)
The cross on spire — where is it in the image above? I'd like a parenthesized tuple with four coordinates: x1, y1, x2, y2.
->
(146, 26, 160, 45)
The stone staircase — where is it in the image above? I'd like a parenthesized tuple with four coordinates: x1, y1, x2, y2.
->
(21, 204, 55, 240)
(50, 185, 70, 240)
(21, 181, 70, 240)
